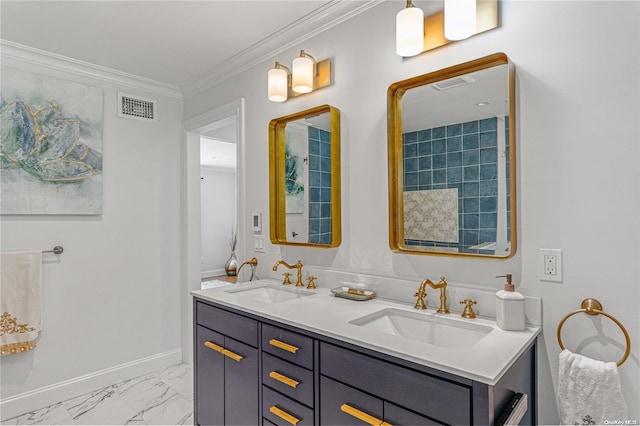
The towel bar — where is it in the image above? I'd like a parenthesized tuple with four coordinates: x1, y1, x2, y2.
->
(43, 246, 63, 255)
(557, 298, 630, 366)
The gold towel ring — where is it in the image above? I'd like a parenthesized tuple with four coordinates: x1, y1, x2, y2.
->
(557, 298, 631, 367)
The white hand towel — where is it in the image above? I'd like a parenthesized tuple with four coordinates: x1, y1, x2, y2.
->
(558, 349, 628, 425)
(0, 251, 43, 356)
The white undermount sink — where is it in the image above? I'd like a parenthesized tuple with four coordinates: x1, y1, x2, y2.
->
(225, 284, 315, 304)
(349, 308, 493, 350)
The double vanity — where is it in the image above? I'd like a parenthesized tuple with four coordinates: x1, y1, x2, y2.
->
(192, 279, 540, 425)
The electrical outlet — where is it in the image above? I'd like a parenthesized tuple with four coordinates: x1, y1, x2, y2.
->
(539, 248, 563, 282)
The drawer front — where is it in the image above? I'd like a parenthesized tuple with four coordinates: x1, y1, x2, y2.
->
(320, 342, 471, 425)
(263, 386, 314, 426)
(319, 376, 383, 426)
(262, 352, 314, 407)
(196, 301, 258, 347)
(262, 323, 313, 369)
(384, 401, 444, 426)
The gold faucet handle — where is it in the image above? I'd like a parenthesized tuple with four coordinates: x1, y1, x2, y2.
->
(414, 290, 427, 310)
(306, 276, 317, 290)
(459, 299, 477, 319)
(282, 272, 292, 285)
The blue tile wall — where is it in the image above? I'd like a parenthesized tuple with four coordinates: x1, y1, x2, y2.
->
(308, 127, 332, 244)
(403, 117, 510, 253)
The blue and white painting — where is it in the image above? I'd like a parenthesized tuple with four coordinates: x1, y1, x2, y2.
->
(1, 68, 103, 214)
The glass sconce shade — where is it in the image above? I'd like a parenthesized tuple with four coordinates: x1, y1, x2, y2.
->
(292, 56, 314, 93)
(444, 0, 477, 41)
(396, 4, 424, 57)
(268, 67, 288, 102)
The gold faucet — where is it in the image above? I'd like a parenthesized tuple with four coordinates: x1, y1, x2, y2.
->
(414, 277, 450, 313)
(273, 260, 304, 286)
(236, 258, 258, 281)
(460, 299, 477, 319)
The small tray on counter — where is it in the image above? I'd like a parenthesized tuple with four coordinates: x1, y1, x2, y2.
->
(331, 286, 376, 301)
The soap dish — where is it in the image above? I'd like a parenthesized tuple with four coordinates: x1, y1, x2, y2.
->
(331, 286, 376, 301)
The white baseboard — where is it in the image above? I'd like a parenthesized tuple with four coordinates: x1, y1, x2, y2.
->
(0, 348, 183, 421)
(201, 268, 225, 279)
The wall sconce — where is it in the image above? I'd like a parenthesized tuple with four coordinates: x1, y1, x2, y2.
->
(396, 0, 498, 57)
(396, 0, 424, 57)
(267, 50, 332, 102)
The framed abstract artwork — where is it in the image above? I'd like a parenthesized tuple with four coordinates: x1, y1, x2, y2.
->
(1, 68, 103, 214)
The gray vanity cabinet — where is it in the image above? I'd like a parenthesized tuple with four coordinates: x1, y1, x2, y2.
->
(193, 297, 536, 426)
(194, 301, 259, 426)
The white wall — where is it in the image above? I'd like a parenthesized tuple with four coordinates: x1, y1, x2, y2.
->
(200, 166, 236, 277)
(0, 45, 183, 417)
(184, 1, 640, 423)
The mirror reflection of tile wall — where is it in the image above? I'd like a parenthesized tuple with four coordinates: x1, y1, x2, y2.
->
(402, 116, 510, 253)
(308, 127, 332, 245)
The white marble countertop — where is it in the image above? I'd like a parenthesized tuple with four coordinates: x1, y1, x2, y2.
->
(191, 279, 541, 386)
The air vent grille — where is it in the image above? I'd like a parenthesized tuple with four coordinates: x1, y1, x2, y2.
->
(118, 92, 157, 122)
(431, 76, 476, 91)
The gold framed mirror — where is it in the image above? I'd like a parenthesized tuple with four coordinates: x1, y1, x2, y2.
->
(269, 105, 341, 247)
(388, 53, 516, 258)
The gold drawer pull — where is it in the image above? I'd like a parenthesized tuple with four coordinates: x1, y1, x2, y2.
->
(269, 371, 300, 388)
(340, 404, 392, 426)
(269, 339, 299, 354)
(269, 405, 300, 425)
(204, 341, 224, 352)
(204, 341, 243, 362)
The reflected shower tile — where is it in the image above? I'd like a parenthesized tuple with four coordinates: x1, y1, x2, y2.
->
(2, 403, 75, 425)
(63, 387, 137, 425)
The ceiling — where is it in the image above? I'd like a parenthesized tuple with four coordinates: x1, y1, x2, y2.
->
(0, 1, 381, 97)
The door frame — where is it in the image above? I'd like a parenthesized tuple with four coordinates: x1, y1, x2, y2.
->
(181, 98, 246, 364)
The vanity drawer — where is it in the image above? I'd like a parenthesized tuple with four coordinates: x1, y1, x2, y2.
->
(320, 342, 471, 425)
(262, 352, 314, 407)
(196, 301, 258, 347)
(263, 386, 314, 426)
(262, 323, 313, 369)
(384, 402, 444, 426)
(320, 376, 383, 426)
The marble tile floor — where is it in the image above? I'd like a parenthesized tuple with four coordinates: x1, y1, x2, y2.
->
(2, 364, 193, 425)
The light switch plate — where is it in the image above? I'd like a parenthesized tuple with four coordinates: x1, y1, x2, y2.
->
(254, 235, 265, 253)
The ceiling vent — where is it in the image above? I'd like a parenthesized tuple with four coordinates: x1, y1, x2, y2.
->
(431, 76, 476, 91)
(118, 92, 157, 122)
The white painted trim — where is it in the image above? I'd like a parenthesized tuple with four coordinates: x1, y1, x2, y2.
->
(182, 0, 384, 98)
(0, 348, 183, 421)
(1, 40, 182, 99)
(181, 99, 245, 366)
(202, 268, 226, 279)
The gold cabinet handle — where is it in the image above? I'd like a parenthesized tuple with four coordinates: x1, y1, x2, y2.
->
(269, 405, 300, 425)
(340, 404, 392, 426)
(220, 348, 243, 362)
(269, 371, 299, 388)
(269, 338, 299, 354)
(204, 341, 224, 352)
(204, 341, 243, 362)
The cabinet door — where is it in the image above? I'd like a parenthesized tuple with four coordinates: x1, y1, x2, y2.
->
(196, 326, 225, 426)
(224, 336, 259, 425)
(320, 376, 384, 426)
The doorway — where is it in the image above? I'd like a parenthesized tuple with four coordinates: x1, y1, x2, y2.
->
(182, 99, 245, 364)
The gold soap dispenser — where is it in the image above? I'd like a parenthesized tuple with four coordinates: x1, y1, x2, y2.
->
(495, 274, 526, 331)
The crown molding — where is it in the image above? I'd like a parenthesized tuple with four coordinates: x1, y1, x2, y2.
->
(0, 40, 182, 100)
(182, 0, 384, 99)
